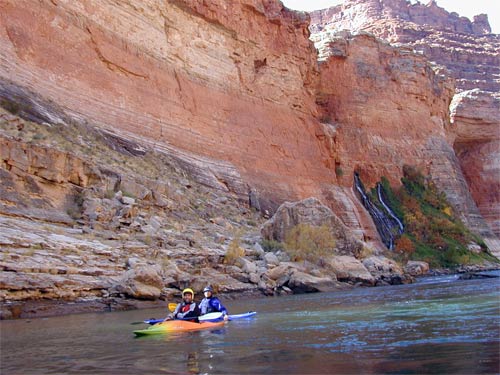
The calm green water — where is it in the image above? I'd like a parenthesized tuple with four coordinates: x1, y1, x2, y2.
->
(1, 274, 499, 374)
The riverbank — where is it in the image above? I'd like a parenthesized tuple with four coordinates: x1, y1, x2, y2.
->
(3, 266, 499, 321)
(2, 203, 498, 321)
(0, 289, 265, 320)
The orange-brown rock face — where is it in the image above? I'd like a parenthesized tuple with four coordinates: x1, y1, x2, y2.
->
(309, 0, 500, 240)
(311, 31, 492, 247)
(0, 0, 336, 211)
(315, 32, 454, 187)
(449, 90, 500, 239)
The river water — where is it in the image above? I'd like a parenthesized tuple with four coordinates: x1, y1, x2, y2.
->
(1, 273, 499, 374)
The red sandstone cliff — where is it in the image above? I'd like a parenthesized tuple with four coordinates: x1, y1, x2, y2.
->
(309, 0, 500, 244)
(0, 0, 334, 210)
(0, 0, 498, 255)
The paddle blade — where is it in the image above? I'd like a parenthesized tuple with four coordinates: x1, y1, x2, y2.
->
(228, 311, 257, 321)
(198, 312, 223, 322)
(168, 303, 177, 312)
(144, 318, 164, 325)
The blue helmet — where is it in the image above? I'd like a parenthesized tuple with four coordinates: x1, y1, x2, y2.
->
(203, 286, 213, 293)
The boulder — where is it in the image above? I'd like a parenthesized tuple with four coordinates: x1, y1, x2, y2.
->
(261, 198, 363, 256)
(288, 270, 340, 293)
(325, 255, 375, 285)
(265, 264, 293, 281)
(363, 256, 411, 285)
(404, 261, 430, 276)
(252, 242, 265, 257)
(116, 265, 163, 300)
(235, 257, 257, 274)
(263, 252, 280, 267)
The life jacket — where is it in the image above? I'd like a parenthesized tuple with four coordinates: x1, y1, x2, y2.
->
(181, 302, 193, 313)
(206, 298, 215, 313)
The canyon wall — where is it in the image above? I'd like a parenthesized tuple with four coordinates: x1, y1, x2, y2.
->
(0, 0, 498, 254)
(310, 0, 500, 240)
(0, 0, 335, 212)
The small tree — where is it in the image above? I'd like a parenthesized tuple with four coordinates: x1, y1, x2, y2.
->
(224, 234, 245, 265)
(395, 234, 415, 255)
(284, 224, 336, 265)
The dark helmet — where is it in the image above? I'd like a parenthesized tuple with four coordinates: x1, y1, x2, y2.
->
(203, 286, 213, 293)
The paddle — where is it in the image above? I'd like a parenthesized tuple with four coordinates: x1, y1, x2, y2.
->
(228, 311, 257, 320)
(130, 303, 176, 324)
(198, 312, 223, 322)
(130, 317, 195, 325)
(132, 316, 197, 325)
(140, 312, 224, 325)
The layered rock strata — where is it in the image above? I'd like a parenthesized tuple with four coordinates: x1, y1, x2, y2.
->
(0, 0, 333, 213)
(312, 31, 499, 252)
(2, 0, 498, 250)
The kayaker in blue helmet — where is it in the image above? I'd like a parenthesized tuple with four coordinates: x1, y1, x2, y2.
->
(199, 286, 229, 321)
(165, 288, 200, 322)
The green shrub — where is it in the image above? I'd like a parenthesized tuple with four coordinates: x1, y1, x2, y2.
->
(412, 242, 440, 267)
(369, 165, 498, 268)
(104, 189, 115, 199)
(370, 166, 494, 268)
(122, 190, 136, 199)
(225, 235, 245, 265)
(261, 239, 285, 252)
(0, 98, 20, 115)
(141, 235, 153, 246)
(380, 176, 404, 220)
(284, 224, 336, 265)
(66, 207, 82, 220)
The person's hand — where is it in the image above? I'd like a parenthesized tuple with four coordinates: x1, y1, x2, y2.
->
(223, 314, 229, 321)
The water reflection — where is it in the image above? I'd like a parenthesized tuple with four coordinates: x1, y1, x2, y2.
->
(186, 352, 199, 374)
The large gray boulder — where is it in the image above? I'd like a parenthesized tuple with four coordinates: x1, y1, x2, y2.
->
(288, 270, 341, 293)
(325, 255, 375, 285)
(261, 197, 363, 256)
(115, 265, 163, 300)
(404, 261, 430, 276)
(363, 256, 412, 285)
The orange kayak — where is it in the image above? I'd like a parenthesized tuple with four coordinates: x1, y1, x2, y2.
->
(133, 319, 225, 336)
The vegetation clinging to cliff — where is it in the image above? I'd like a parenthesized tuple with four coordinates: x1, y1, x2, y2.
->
(376, 166, 494, 268)
(284, 224, 336, 265)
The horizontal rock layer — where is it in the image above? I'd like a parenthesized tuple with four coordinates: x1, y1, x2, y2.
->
(0, 0, 333, 212)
